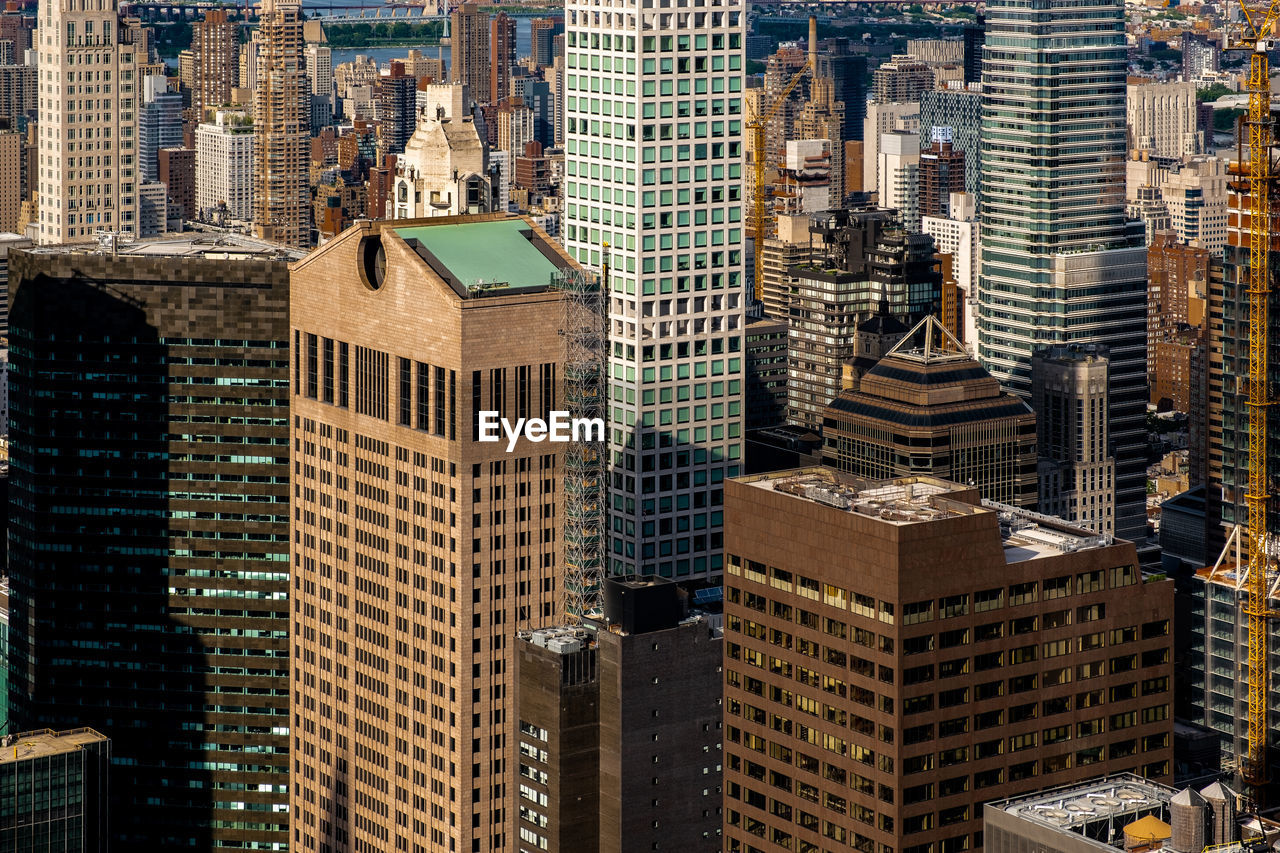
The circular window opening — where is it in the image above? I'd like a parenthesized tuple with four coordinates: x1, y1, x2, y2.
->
(358, 234, 386, 291)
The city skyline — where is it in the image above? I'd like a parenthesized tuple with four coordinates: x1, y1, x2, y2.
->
(0, 0, 1264, 845)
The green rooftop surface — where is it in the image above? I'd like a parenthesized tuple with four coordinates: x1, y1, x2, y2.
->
(394, 219, 562, 291)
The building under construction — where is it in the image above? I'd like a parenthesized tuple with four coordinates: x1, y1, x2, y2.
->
(1185, 550, 1280, 781)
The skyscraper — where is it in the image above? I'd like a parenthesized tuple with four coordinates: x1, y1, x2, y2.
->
(253, 0, 310, 248)
(530, 17, 562, 70)
(7, 235, 297, 849)
(977, 0, 1148, 541)
(374, 62, 417, 155)
(36, 0, 145, 243)
(139, 75, 183, 182)
(563, 0, 746, 579)
(491, 11, 516, 104)
(193, 9, 238, 122)
(196, 109, 255, 220)
(512, 578, 723, 853)
(1032, 344, 1117, 536)
(288, 214, 577, 853)
(919, 136, 965, 219)
(724, 468, 1174, 853)
(452, 2, 491, 105)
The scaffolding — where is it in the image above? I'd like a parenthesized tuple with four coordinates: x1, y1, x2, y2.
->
(552, 266, 607, 619)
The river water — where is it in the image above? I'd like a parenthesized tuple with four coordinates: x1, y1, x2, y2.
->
(309, 5, 542, 72)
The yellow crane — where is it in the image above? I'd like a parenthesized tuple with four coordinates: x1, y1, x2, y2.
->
(1228, 0, 1280, 800)
(747, 17, 815, 303)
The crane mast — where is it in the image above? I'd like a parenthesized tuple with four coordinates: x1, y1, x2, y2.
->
(1230, 2, 1279, 799)
(747, 16, 815, 304)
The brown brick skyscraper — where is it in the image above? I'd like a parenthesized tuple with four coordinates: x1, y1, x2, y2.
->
(193, 9, 238, 122)
(254, 0, 310, 248)
(724, 469, 1175, 853)
(289, 214, 580, 852)
(451, 2, 491, 105)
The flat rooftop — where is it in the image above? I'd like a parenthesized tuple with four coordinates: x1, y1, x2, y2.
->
(518, 626, 594, 655)
(394, 218, 570, 295)
(738, 468, 979, 525)
(0, 728, 107, 766)
(989, 503, 1114, 562)
(987, 773, 1176, 843)
(24, 232, 306, 261)
(737, 469, 1115, 558)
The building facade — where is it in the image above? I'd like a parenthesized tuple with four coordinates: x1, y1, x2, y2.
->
(491, 12, 516, 104)
(0, 728, 109, 849)
(195, 110, 255, 221)
(1033, 344, 1117, 537)
(36, 0, 145, 243)
(724, 469, 1175, 853)
(787, 209, 941, 431)
(139, 76, 183, 183)
(563, 0, 747, 579)
(978, 0, 1148, 542)
(822, 316, 1037, 508)
(452, 2, 491, 105)
(253, 0, 310, 248)
(872, 55, 934, 103)
(1146, 232, 1208, 393)
(193, 9, 238, 121)
(288, 214, 578, 853)
(746, 317, 788, 431)
(919, 138, 964, 220)
(7, 237, 296, 849)
(391, 106, 491, 219)
(1126, 80, 1200, 159)
(512, 578, 723, 853)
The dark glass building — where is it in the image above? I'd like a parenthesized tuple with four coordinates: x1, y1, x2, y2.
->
(815, 42, 867, 143)
(0, 728, 109, 850)
(7, 235, 299, 850)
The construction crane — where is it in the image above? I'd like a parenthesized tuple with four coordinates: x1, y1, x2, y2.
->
(747, 15, 816, 303)
(1227, 0, 1280, 803)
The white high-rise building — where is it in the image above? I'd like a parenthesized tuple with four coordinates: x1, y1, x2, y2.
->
(304, 43, 332, 98)
(1126, 79, 1200, 158)
(922, 190, 979, 349)
(862, 100, 919, 200)
(37, 0, 146, 244)
(563, 0, 746, 579)
(195, 110, 255, 221)
(879, 129, 920, 231)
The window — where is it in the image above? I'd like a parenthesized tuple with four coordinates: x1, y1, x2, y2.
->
(1010, 645, 1037, 665)
(903, 600, 933, 625)
(975, 588, 1004, 613)
(435, 366, 447, 436)
(1076, 570, 1104, 594)
(323, 339, 334, 403)
(339, 342, 349, 407)
(1009, 733, 1037, 752)
(306, 333, 318, 398)
(1110, 564, 1137, 588)
(1043, 576, 1071, 599)
(1009, 581, 1037, 606)
(1078, 603, 1106, 623)
(416, 363, 431, 430)
(939, 594, 969, 619)
(398, 358, 412, 426)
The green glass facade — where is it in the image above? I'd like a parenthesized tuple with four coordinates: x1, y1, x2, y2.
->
(977, 0, 1150, 541)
